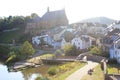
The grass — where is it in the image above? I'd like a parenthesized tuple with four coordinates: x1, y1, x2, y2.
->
(26, 53, 86, 80)
(21, 61, 86, 80)
(39, 53, 54, 59)
(48, 61, 86, 80)
(107, 64, 120, 74)
(81, 64, 104, 80)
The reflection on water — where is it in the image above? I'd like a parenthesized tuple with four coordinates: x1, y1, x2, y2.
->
(21, 65, 50, 80)
(0, 64, 24, 80)
(0, 64, 50, 80)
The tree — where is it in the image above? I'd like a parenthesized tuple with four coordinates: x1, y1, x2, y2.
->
(63, 31, 74, 42)
(90, 46, 101, 55)
(63, 44, 78, 56)
(31, 13, 39, 18)
(20, 41, 35, 57)
(54, 49, 63, 57)
(40, 37, 46, 49)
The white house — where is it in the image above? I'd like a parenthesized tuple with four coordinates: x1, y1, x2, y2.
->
(71, 35, 91, 49)
(32, 36, 40, 45)
(109, 38, 120, 64)
(71, 37, 82, 49)
(32, 34, 54, 46)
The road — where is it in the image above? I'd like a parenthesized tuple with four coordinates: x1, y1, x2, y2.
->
(65, 61, 98, 80)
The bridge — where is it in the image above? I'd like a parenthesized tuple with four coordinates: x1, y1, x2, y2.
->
(41, 58, 76, 64)
(41, 52, 89, 64)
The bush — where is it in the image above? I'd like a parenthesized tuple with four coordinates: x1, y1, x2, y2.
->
(35, 76, 49, 80)
(59, 62, 76, 72)
(47, 66, 59, 76)
(0, 45, 10, 59)
(20, 41, 35, 58)
(5, 51, 19, 64)
(101, 51, 109, 58)
(108, 59, 117, 64)
(63, 44, 78, 56)
(90, 46, 101, 55)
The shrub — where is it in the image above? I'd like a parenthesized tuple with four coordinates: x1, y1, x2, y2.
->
(35, 76, 41, 80)
(5, 51, 18, 64)
(101, 51, 109, 58)
(35, 76, 49, 80)
(47, 66, 59, 76)
(0, 45, 10, 59)
(108, 59, 117, 64)
(20, 41, 35, 58)
(90, 46, 101, 55)
(63, 44, 78, 56)
(59, 62, 76, 72)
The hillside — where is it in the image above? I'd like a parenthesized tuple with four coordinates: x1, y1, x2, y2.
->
(80, 17, 115, 25)
(0, 28, 32, 44)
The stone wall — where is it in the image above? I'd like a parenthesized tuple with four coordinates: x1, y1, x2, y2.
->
(83, 54, 107, 63)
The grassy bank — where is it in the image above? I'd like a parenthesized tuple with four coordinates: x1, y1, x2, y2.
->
(107, 64, 120, 74)
(21, 61, 86, 80)
(81, 64, 104, 80)
(27, 53, 86, 80)
(48, 61, 86, 80)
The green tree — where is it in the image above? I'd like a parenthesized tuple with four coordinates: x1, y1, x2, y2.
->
(47, 66, 59, 76)
(35, 75, 49, 80)
(31, 13, 39, 19)
(20, 41, 35, 58)
(90, 46, 101, 55)
(40, 37, 45, 49)
(0, 45, 10, 60)
(6, 51, 17, 64)
(63, 44, 78, 56)
(63, 31, 74, 42)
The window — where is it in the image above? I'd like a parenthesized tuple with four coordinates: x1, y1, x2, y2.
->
(115, 50, 117, 55)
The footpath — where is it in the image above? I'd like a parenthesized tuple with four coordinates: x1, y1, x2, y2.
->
(65, 61, 98, 80)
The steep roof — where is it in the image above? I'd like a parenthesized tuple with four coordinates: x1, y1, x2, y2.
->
(41, 9, 68, 22)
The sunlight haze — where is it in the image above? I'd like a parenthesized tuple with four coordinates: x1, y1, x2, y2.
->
(0, 0, 120, 23)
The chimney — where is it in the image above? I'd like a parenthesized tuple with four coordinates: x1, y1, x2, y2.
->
(47, 7, 49, 12)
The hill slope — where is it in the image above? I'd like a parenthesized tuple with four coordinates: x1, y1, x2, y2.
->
(80, 17, 115, 25)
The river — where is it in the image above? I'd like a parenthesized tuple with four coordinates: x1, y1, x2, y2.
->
(0, 64, 50, 80)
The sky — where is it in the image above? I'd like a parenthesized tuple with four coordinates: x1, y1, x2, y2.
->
(0, 0, 120, 23)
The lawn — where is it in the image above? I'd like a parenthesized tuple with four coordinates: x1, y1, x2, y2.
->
(48, 61, 86, 80)
(27, 53, 86, 80)
(107, 64, 120, 74)
(21, 62, 86, 80)
(39, 53, 54, 59)
(81, 64, 104, 80)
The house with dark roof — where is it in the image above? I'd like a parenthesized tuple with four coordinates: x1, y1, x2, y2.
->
(41, 7, 68, 29)
(101, 28, 120, 63)
(109, 36, 120, 64)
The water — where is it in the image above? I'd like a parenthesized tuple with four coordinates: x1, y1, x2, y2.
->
(0, 64, 49, 80)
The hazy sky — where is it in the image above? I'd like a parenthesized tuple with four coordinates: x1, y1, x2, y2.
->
(0, 0, 120, 23)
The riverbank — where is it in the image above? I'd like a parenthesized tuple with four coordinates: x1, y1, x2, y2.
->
(47, 61, 86, 80)
(7, 60, 87, 80)
(7, 53, 88, 80)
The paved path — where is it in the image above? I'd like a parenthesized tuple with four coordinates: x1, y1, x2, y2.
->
(65, 61, 99, 80)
